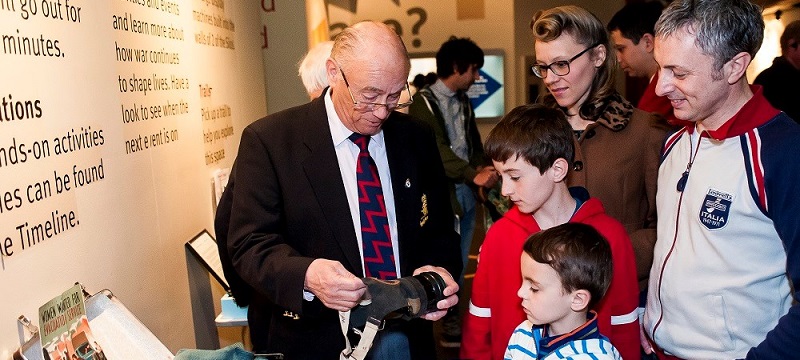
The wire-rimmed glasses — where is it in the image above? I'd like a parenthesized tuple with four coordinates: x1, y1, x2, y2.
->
(339, 67, 413, 111)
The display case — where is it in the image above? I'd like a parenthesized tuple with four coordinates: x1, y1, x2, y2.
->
(14, 289, 173, 360)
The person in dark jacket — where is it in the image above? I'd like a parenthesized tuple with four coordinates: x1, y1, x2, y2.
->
(219, 21, 461, 359)
(408, 37, 497, 348)
(754, 20, 800, 123)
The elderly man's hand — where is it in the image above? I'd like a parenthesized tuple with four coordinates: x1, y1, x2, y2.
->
(304, 259, 367, 311)
(412, 265, 459, 321)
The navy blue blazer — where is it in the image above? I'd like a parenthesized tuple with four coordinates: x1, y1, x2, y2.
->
(219, 92, 461, 359)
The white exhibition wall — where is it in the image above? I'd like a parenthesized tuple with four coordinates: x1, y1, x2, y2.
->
(0, 0, 266, 356)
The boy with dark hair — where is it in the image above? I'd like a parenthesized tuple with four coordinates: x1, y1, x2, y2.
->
(461, 104, 639, 360)
(608, 1, 675, 123)
(505, 223, 621, 360)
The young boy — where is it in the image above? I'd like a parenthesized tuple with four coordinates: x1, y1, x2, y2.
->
(505, 223, 621, 359)
(460, 105, 639, 360)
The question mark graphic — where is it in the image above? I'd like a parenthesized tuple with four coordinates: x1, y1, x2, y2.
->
(407, 7, 427, 48)
(383, 19, 403, 36)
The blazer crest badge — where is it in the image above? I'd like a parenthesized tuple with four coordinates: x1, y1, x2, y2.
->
(419, 194, 428, 226)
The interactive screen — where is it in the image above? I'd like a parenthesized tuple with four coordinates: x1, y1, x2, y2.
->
(409, 52, 505, 119)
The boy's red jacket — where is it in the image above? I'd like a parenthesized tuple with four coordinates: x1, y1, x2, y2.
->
(461, 188, 639, 360)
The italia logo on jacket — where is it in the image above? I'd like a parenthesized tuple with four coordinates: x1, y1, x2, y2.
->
(699, 188, 733, 230)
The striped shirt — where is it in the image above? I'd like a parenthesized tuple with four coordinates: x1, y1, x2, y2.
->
(504, 312, 621, 360)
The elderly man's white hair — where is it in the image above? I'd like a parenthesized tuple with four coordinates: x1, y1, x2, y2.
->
(298, 41, 334, 99)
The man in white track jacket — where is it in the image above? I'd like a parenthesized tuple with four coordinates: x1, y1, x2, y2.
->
(643, 1, 800, 359)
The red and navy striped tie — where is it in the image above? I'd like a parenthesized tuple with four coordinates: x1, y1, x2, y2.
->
(349, 133, 397, 280)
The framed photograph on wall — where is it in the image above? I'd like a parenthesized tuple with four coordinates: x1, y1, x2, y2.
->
(185, 230, 230, 292)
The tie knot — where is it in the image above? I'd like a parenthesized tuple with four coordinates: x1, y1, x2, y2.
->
(348, 133, 370, 152)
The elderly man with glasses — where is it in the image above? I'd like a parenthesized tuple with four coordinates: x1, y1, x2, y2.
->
(218, 21, 462, 360)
